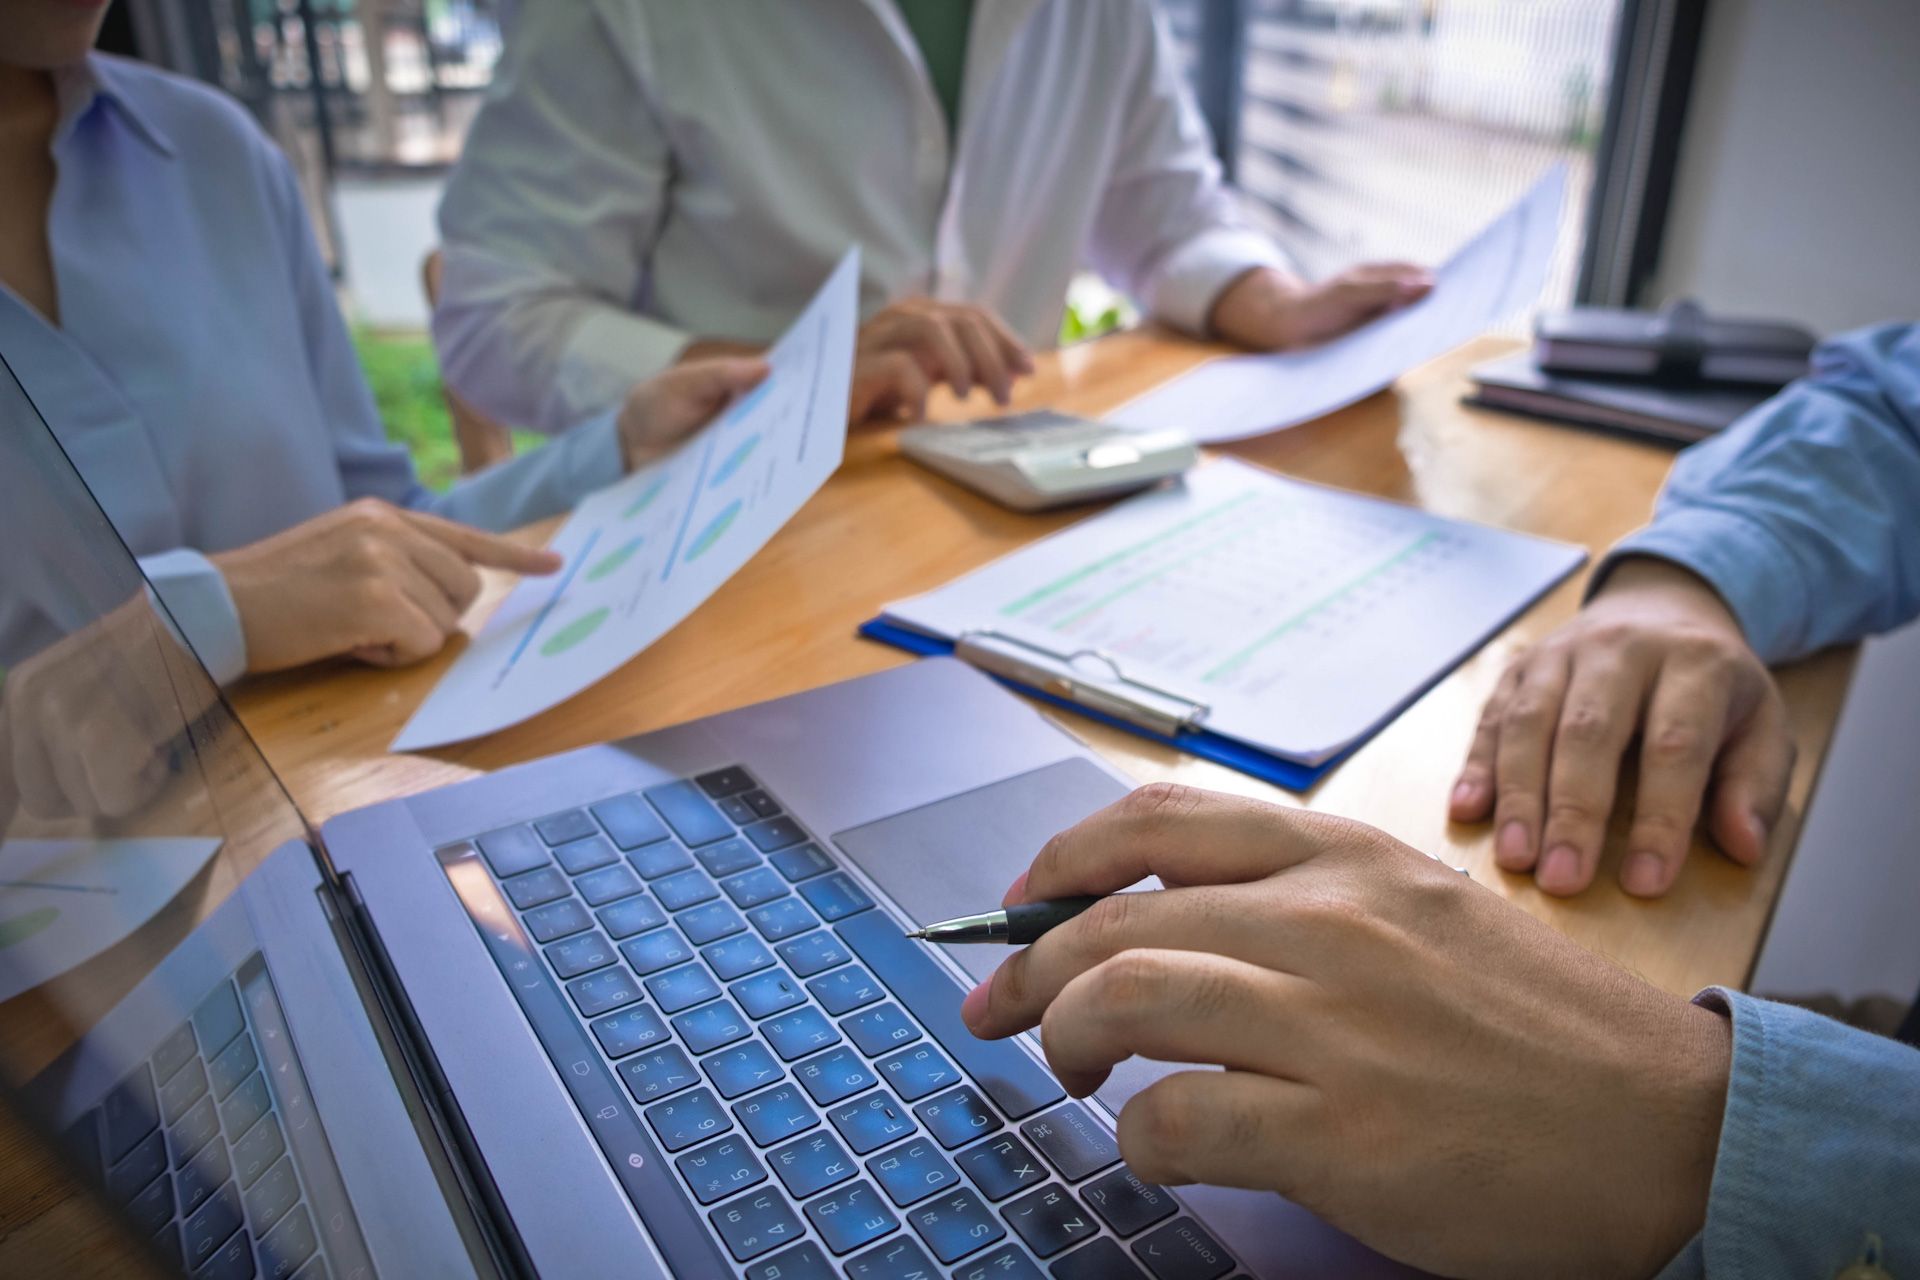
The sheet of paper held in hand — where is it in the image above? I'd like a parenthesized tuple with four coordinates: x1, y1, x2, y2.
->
(879, 458, 1586, 764)
(393, 249, 860, 751)
(1106, 165, 1567, 442)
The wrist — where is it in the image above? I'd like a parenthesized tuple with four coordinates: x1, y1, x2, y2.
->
(1636, 1001, 1732, 1273)
(1597, 557, 1746, 638)
(1206, 266, 1306, 347)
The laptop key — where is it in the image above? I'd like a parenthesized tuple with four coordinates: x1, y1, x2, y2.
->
(719, 794, 759, 825)
(1021, 1104, 1120, 1181)
(762, 1007, 841, 1060)
(677, 900, 746, 946)
(575, 863, 643, 907)
(769, 1130, 859, 1198)
(796, 1047, 877, 1106)
(628, 841, 695, 880)
(1131, 1217, 1232, 1280)
(219, 1074, 270, 1145)
(259, 1204, 320, 1280)
(654, 868, 719, 912)
(1054, 1238, 1146, 1279)
(747, 1241, 836, 1280)
(914, 1086, 1002, 1150)
(196, 1225, 252, 1280)
(747, 897, 820, 942)
(646, 1087, 732, 1151)
(877, 1045, 958, 1102)
(674, 998, 752, 1054)
(953, 1243, 1046, 1280)
(646, 961, 722, 1013)
(123, 1166, 173, 1237)
(843, 1003, 922, 1058)
(720, 866, 789, 910)
(167, 1095, 220, 1170)
(552, 833, 619, 875)
(696, 766, 756, 798)
(597, 894, 669, 941)
(207, 1029, 258, 1101)
(622, 928, 695, 976)
(907, 1186, 1005, 1263)
(743, 816, 806, 852)
(619, 1046, 700, 1103)
(645, 781, 734, 847)
(838, 911, 1065, 1119)
(1003, 1184, 1094, 1258)
(777, 930, 851, 977)
(956, 1135, 1046, 1201)
(568, 967, 644, 1018)
(158, 1057, 208, 1127)
(867, 1137, 960, 1207)
(732, 969, 807, 1020)
(232, 1111, 286, 1188)
(591, 794, 670, 850)
(152, 1022, 198, 1086)
(108, 1128, 167, 1202)
(475, 826, 548, 877)
(846, 1236, 940, 1280)
(695, 837, 761, 879)
(546, 930, 618, 979)
(827, 1093, 918, 1155)
(734, 1082, 821, 1146)
(1081, 1166, 1178, 1238)
(701, 1041, 784, 1099)
(741, 789, 782, 820)
(522, 899, 592, 943)
(244, 1156, 301, 1234)
(534, 808, 599, 847)
(101, 1063, 160, 1163)
(676, 1134, 768, 1205)
(808, 965, 883, 1016)
(592, 1005, 671, 1058)
(801, 871, 874, 922)
(177, 1140, 229, 1217)
(710, 1190, 804, 1262)
(503, 865, 571, 909)
(704, 933, 776, 981)
(769, 843, 832, 883)
(805, 1179, 900, 1255)
(182, 1179, 243, 1270)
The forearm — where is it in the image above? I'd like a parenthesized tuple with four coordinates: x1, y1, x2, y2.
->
(420, 407, 626, 533)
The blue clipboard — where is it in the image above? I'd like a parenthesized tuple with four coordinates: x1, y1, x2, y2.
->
(859, 618, 1348, 792)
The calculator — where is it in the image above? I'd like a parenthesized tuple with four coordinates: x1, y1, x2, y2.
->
(899, 411, 1198, 512)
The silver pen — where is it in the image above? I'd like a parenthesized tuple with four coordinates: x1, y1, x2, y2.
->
(905, 895, 1106, 945)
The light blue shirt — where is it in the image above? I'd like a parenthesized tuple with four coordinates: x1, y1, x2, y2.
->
(1608, 325, 1920, 1274)
(0, 55, 626, 681)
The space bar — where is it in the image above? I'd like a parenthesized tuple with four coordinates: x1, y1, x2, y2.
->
(836, 910, 1065, 1119)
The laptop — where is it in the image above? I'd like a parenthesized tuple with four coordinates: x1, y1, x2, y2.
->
(0, 351, 1415, 1279)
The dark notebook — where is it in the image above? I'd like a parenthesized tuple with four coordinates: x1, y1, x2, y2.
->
(1465, 352, 1773, 446)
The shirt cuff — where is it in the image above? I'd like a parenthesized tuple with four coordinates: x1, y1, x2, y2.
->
(138, 548, 247, 685)
(1596, 506, 1813, 664)
(554, 405, 630, 498)
(550, 308, 694, 434)
(1141, 227, 1296, 338)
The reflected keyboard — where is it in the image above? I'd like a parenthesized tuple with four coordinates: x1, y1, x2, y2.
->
(443, 766, 1246, 1278)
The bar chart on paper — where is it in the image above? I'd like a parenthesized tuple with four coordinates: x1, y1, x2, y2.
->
(878, 459, 1586, 763)
(392, 249, 860, 750)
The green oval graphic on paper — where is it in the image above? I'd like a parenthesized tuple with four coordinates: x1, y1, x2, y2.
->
(540, 607, 610, 658)
(623, 476, 667, 519)
(0, 906, 60, 950)
(587, 537, 644, 582)
(684, 501, 742, 563)
(709, 434, 761, 488)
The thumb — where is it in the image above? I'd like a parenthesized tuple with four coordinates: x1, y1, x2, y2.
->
(672, 356, 771, 411)
(1706, 694, 1794, 866)
(398, 510, 563, 575)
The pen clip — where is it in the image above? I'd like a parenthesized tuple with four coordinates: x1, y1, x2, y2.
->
(953, 629, 1210, 737)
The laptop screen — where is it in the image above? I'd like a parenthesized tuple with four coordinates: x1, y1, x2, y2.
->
(0, 352, 327, 1260)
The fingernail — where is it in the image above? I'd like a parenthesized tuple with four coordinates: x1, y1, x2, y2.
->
(960, 981, 989, 1029)
(1001, 871, 1029, 908)
(1495, 820, 1531, 868)
(1538, 844, 1581, 893)
(1451, 779, 1481, 811)
(1748, 813, 1769, 849)
(1622, 852, 1666, 896)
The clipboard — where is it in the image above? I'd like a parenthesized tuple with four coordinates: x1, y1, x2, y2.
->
(858, 619, 1348, 791)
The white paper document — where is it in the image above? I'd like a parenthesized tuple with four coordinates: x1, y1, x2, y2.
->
(880, 459, 1585, 764)
(0, 837, 223, 1004)
(394, 249, 860, 750)
(1108, 166, 1566, 443)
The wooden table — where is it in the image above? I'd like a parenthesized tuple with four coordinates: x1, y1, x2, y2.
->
(0, 330, 1857, 1275)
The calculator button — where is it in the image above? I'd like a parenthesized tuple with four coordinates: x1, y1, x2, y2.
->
(1001, 1184, 1095, 1258)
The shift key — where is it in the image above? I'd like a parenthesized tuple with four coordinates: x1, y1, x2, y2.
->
(835, 911, 1063, 1119)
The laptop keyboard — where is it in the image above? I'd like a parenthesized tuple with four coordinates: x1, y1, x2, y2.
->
(63, 954, 368, 1280)
(443, 766, 1245, 1279)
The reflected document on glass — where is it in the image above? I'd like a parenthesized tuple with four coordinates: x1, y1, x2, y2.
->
(393, 248, 860, 750)
(1107, 165, 1566, 443)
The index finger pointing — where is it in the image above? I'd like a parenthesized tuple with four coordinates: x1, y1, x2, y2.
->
(1012, 784, 1333, 906)
(398, 510, 562, 575)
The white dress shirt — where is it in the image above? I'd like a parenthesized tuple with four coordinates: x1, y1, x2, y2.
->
(434, 0, 1290, 435)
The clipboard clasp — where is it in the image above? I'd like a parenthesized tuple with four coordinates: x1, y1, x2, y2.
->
(953, 629, 1210, 738)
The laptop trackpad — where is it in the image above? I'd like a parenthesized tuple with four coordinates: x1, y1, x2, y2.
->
(832, 758, 1130, 987)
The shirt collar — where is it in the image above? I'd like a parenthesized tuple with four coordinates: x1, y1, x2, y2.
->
(50, 55, 176, 159)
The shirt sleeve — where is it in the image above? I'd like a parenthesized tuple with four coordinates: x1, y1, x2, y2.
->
(1652, 987, 1920, 1278)
(1084, 0, 1294, 338)
(138, 549, 247, 685)
(432, 0, 687, 435)
(1601, 322, 1920, 664)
